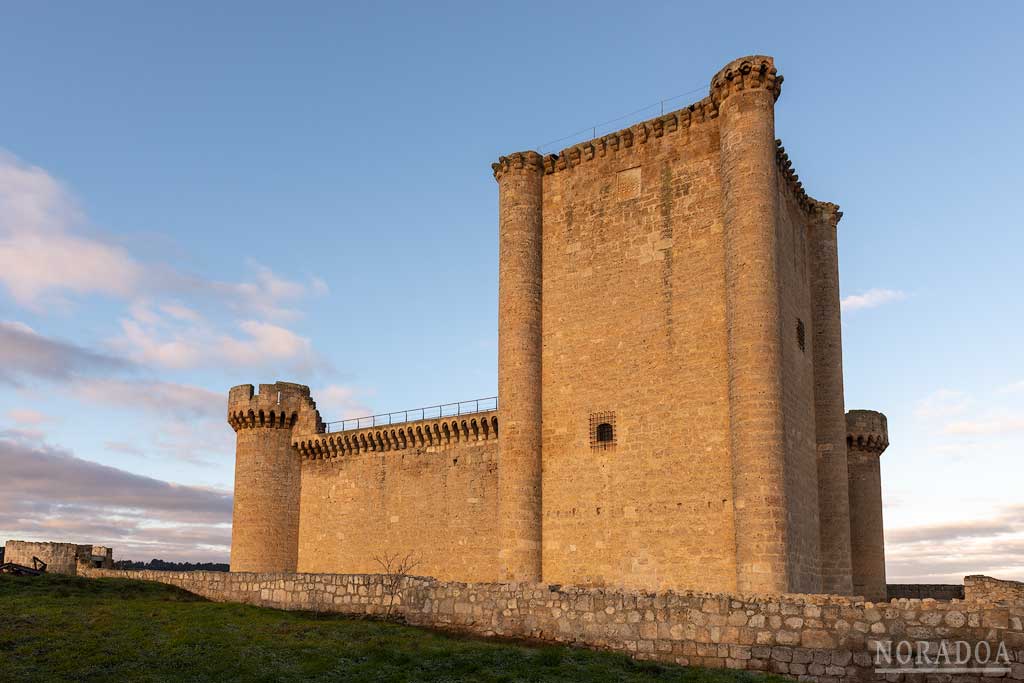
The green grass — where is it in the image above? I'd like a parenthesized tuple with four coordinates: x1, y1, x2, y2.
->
(0, 574, 784, 683)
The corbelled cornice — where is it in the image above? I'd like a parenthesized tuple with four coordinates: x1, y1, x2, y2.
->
(709, 56, 783, 108)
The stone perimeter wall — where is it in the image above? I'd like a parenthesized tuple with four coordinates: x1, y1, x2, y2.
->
(82, 568, 1024, 682)
(888, 584, 966, 601)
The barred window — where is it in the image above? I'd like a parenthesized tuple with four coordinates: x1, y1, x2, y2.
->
(590, 412, 616, 449)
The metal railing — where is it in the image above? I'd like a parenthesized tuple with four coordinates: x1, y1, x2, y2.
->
(324, 396, 498, 433)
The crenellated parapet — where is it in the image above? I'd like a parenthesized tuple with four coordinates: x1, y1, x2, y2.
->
(296, 410, 498, 461)
(227, 381, 323, 434)
(491, 56, 782, 181)
(846, 409, 889, 455)
(491, 151, 545, 181)
(709, 55, 783, 108)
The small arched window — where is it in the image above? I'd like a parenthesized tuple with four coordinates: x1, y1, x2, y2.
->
(596, 422, 614, 443)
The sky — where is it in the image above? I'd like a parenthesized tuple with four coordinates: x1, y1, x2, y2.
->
(0, 1, 1021, 582)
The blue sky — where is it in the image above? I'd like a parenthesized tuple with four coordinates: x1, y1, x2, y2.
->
(0, 1, 1021, 580)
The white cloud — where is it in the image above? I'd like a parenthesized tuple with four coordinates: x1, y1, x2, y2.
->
(885, 505, 1024, 583)
(112, 306, 322, 372)
(220, 320, 313, 365)
(160, 302, 201, 322)
(999, 380, 1024, 394)
(914, 389, 971, 419)
(0, 150, 327, 320)
(314, 385, 373, 421)
(0, 151, 142, 307)
(6, 408, 51, 426)
(71, 378, 222, 420)
(945, 416, 1024, 436)
(840, 288, 907, 313)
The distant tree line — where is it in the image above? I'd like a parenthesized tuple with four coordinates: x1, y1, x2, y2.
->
(113, 559, 229, 572)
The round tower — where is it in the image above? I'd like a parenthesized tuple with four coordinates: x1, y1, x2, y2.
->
(846, 409, 889, 601)
(227, 381, 321, 573)
(492, 151, 544, 582)
(809, 201, 855, 595)
(713, 55, 790, 594)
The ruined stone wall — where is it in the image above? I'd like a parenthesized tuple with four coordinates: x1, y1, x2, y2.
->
(294, 415, 500, 582)
(966, 576, 1024, 605)
(3, 540, 81, 574)
(82, 568, 1024, 682)
(537, 93, 737, 593)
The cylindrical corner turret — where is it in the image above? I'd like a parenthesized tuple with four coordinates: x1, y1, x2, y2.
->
(846, 409, 889, 601)
(717, 55, 791, 594)
(228, 381, 320, 573)
(810, 201, 854, 595)
(493, 150, 544, 582)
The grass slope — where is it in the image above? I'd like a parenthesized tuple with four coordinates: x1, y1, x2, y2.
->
(0, 574, 784, 683)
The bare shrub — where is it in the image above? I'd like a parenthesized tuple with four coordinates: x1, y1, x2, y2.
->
(372, 552, 420, 619)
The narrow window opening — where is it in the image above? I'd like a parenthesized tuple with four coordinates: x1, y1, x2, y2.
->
(796, 318, 806, 352)
(589, 411, 617, 449)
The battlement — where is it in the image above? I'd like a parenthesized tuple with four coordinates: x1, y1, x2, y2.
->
(709, 55, 782, 107)
(491, 56, 833, 223)
(295, 410, 498, 461)
(227, 381, 323, 434)
(846, 409, 889, 454)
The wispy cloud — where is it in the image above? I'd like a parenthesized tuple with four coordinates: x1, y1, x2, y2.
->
(6, 408, 52, 426)
(314, 384, 374, 422)
(945, 416, 1024, 436)
(0, 151, 143, 308)
(999, 380, 1024, 395)
(0, 435, 232, 562)
(886, 504, 1024, 583)
(111, 305, 325, 373)
(0, 149, 327, 323)
(0, 320, 130, 385)
(841, 288, 907, 313)
(914, 388, 971, 419)
(71, 378, 222, 420)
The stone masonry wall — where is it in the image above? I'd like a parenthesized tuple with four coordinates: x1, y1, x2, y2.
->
(537, 74, 738, 594)
(887, 584, 965, 601)
(82, 568, 1023, 682)
(296, 436, 499, 581)
(777, 164, 822, 592)
(966, 576, 1024, 605)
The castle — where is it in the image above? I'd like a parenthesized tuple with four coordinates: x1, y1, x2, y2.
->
(227, 55, 891, 600)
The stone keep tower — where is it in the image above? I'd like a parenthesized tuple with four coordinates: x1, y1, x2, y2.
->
(227, 382, 321, 572)
(491, 54, 881, 595)
(846, 409, 890, 601)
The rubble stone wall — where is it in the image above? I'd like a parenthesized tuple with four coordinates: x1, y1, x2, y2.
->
(887, 584, 965, 601)
(966, 575, 1024, 605)
(82, 568, 1024, 682)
